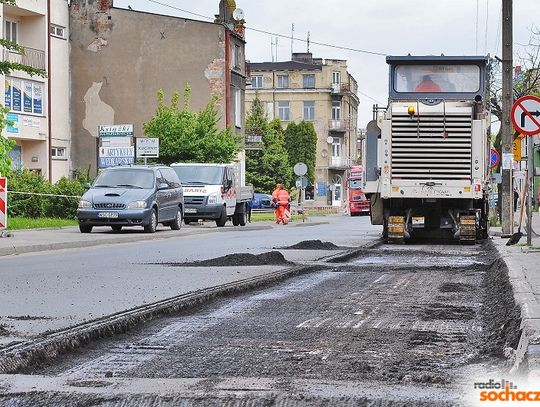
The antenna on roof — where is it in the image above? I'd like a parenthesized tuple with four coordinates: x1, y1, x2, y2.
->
(271, 37, 275, 62)
(307, 31, 310, 53)
(291, 23, 294, 58)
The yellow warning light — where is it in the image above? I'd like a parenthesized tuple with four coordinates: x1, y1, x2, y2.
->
(407, 106, 415, 116)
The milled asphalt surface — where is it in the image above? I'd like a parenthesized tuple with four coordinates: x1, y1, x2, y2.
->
(1, 211, 540, 381)
(0, 216, 379, 349)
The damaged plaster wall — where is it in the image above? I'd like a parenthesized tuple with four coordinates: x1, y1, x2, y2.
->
(82, 82, 114, 139)
(70, 2, 226, 173)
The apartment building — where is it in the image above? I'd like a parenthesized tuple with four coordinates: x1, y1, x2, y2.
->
(1, 0, 70, 182)
(246, 53, 359, 206)
(69, 0, 246, 175)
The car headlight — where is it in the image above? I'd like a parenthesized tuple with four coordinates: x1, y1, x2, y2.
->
(127, 200, 147, 209)
(207, 193, 218, 205)
(78, 199, 92, 209)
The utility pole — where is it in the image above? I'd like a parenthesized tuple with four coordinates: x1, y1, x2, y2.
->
(501, 0, 513, 236)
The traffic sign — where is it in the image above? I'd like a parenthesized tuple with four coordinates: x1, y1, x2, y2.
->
(296, 176, 308, 189)
(489, 148, 500, 169)
(0, 177, 7, 230)
(293, 162, 308, 176)
(510, 95, 540, 136)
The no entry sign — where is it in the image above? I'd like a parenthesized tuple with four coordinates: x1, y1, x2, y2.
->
(511, 95, 540, 136)
(0, 177, 6, 229)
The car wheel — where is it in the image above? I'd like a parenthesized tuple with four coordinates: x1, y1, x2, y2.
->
(79, 224, 93, 233)
(111, 225, 122, 232)
(144, 209, 158, 233)
(216, 206, 227, 227)
(170, 207, 182, 230)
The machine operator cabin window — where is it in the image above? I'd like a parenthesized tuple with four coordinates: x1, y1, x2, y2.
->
(394, 64, 481, 93)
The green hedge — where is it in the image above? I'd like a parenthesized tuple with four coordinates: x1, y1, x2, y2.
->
(7, 170, 92, 219)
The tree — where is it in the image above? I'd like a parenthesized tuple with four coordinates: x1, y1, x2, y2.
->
(261, 119, 293, 191)
(489, 26, 540, 217)
(284, 120, 317, 184)
(245, 96, 292, 192)
(245, 96, 267, 190)
(0, 0, 47, 175)
(143, 87, 242, 165)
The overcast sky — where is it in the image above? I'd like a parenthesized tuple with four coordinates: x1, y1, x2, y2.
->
(114, 0, 539, 127)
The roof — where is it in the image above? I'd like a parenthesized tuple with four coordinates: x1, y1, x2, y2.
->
(248, 61, 323, 72)
(386, 55, 489, 65)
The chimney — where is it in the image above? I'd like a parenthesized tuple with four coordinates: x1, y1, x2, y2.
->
(292, 52, 313, 64)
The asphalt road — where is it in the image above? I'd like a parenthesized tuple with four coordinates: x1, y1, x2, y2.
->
(0, 226, 518, 406)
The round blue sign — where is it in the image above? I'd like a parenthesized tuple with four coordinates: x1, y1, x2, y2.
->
(489, 148, 500, 169)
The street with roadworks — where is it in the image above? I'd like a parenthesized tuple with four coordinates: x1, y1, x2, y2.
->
(0, 214, 538, 406)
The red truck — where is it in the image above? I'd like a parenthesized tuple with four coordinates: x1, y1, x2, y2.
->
(348, 165, 370, 216)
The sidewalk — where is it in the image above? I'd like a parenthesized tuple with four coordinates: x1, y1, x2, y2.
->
(490, 210, 540, 377)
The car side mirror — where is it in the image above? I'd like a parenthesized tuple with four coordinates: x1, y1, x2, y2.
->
(158, 183, 169, 190)
(84, 183, 92, 190)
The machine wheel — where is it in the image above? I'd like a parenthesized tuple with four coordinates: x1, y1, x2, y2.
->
(184, 219, 192, 225)
(79, 224, 93, 233)
(216, 206, 227, 227)
(239, 204, 247, 226)
(232, 213, 240, 226)
(170, 207, 182, 230)
(144, 209, 158, 233)
(111, 225, 122, 232)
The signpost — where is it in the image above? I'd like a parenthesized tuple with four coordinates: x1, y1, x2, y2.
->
(293, 162, 308, 222)
(0, 177, 6, 230)
(136, 137, 159, 165)
(510, 95, 540, 245)
(98, 124, 135, 169)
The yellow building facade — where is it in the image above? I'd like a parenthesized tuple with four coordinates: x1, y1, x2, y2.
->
(246, 53, 359, 206)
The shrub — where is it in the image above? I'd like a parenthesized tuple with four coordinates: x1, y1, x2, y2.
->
(7, 170, 52, 217)
(7, 169, 92, 219)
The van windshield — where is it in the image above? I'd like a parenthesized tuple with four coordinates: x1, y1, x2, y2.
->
(94, 169, 155, 189)
(173, 166, 223, 185)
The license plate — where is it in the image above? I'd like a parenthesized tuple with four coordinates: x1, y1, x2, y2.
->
(412, 216, 425, 227)
(98, 211, 119, 218)
(184, 208, 197, 213)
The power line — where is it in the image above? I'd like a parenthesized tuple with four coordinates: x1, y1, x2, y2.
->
(143, 0, 388, 57)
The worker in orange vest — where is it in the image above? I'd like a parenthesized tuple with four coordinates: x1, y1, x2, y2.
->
(272, 184, 291, 225)
(415, 75, 441, 92)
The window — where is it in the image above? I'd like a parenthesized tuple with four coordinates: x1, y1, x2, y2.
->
(278, 101, 290, 121)
(51, 147, 66, 160)
(234, 88, 242, 128)
(332, 101, 341, 120)
(303, 74, 315, 88)
(50, 24, 66, 39)
(233, 44, 241, 69)
(251, 75, 263, 88)
(303, 101, 315, 121)
(393, 64, 481, 93)
(332, 137, 342, 157)
(332, 71, 341, 84)
(5, 20, 17, 43)
(277, 75, 289, 88)
(4, 77, 44, 115)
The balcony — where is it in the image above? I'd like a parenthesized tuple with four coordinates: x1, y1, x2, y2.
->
(3, 46, 46, 71)
(330, 82, 351, 95)
(329, 156, 354, 170)
(328, 119, 348, 132)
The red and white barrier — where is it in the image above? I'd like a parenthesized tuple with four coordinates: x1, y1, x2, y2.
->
(0, 177, 7, 229)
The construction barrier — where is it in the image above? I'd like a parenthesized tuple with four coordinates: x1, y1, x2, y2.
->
(0, 177, 6, 229)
